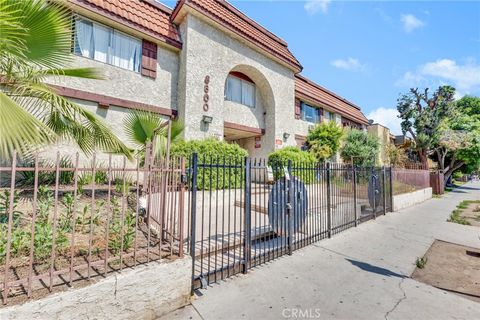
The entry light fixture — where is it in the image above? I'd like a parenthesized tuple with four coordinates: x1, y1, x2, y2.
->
(202, 115, 213, 124)
(283, 132, 290, 140)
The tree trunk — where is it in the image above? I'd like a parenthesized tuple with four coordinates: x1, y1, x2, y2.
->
(418, 149, 429, 169)
(444, 161, 464, 186)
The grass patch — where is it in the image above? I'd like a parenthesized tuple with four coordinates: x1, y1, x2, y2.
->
(447, 200, 480, 225)
(448, 209, 471, 225)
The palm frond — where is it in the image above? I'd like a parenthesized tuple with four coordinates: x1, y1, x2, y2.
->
(43, 68, 104, 80)
(123, 110, 184, 157)
(123, 110, 163, 150)
(11, 83, 133, 159)
(0, 92, 54, 159)
(0, 0, 28, 59)
(3, 0, 73, 69)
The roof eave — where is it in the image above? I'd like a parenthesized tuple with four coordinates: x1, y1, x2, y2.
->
(172, 0, 302, 73)
(68, 0, 183, 50)
(295, 90, 369, 125)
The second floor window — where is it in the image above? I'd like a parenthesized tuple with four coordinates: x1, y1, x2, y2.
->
(301, 102, 319, 123)
(324, 110, 336, 123)
(74, 18, 142, 72)
(225, 74, 256, 108)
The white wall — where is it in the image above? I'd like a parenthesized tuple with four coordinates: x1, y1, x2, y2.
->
(0, 258, 192, 320)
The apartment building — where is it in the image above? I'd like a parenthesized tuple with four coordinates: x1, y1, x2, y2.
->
(48, 0, 369, 158)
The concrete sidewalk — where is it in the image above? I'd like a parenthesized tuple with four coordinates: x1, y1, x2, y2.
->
(163, 182, 480, 320)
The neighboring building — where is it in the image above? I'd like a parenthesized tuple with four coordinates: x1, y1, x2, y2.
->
(47, 0, 369, 159)
(367, 123, 395, 165)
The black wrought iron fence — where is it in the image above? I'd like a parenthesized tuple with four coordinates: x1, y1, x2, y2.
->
(188, 155, 393, 290)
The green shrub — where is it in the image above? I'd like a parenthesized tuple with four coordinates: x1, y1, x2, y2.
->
(108, 197, 136, 254)
(306, 121, 343, 161)
(171, 138, 248, 190)
(18, 156, 75, 186)
(268, 147, 318, 184)
(33, 220, 68, 260)
(340, 129, 380, 166)
(452, 171, 463, 179)
(0, 190, 22, 224)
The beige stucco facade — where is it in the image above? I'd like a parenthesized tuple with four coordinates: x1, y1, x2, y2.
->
(44, 0, 369, 161)
(176, 12, 297, 159)
(367, 123, 394, 165)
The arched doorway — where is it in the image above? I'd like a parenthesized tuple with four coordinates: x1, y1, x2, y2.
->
(222, 65, 275, 158)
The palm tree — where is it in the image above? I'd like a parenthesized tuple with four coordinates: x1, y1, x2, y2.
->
(123, 110, 183, 158)
(0, 0, 131, 159)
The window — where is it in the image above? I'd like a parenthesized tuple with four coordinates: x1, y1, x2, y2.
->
(324, 110, 331, 122)
(300, 102, 319, 123)
(74, 18, 142, 72)
(225, 74, 256, 107)
(324, 110, 338, 123)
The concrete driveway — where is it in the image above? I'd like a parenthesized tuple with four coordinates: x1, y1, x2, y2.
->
(162, 182, 480, 320)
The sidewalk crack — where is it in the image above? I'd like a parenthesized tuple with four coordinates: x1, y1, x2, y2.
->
(192, 303, 206, 320)
(385, 278, 407, 320)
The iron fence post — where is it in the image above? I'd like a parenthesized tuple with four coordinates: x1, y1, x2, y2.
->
(353, 165, 358, 227)
(243, 157, 252, 274)
(287, 160, 293, 255)
(372, 167, 377, 220)
(326, 162, 332, 238)
(382, 166, 387, 215)
(389, 167, 394, 212)
(190, 153, 198, 294)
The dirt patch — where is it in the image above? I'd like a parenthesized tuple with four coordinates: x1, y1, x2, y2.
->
(412, 240, 480, 302)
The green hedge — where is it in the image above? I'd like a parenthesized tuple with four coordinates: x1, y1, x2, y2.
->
(267, 147, 318, 184)
(452, 171, 464, 179)
(170, 138, 248, 190)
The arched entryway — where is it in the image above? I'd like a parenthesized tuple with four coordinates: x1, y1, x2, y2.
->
(222, 64, 275, 158)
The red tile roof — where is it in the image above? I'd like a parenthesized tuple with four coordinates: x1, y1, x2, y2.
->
(172, 0, 302, 72)
(295, 75, 369, 125)
(68, 0, 182, 48)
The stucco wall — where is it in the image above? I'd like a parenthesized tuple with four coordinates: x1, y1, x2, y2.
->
(0, 257, 192, 320)
(46, 45, 179, 111)
(36, 97, 167, 166)
(177, 13, 297, 159)
(367, 124, 391, 165)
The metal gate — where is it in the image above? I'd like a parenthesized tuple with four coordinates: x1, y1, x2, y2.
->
(188, 156, 392, 290)
(144, 120, 187, 257)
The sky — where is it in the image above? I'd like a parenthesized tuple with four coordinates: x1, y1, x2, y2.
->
(161, 0, 480, 134)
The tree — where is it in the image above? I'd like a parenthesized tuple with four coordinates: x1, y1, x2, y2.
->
(386, 143, 408, 167)
(0, 0, 131, 159)
(122, 110, 183, 158)
(447, 96, 480, 180)
(306, 121, 343, 161)
(432, 118, 474, 183)
(396, 86, 455, 167)
(340, 129, 380, 166)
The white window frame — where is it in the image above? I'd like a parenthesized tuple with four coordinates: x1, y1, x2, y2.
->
(225, 74, 256, 108)
(73, 16, 142, 73)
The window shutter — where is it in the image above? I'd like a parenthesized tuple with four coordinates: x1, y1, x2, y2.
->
(141, 39, 157, 78)
(295, 98, 301, 119)
(317, 108, 323, 122)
